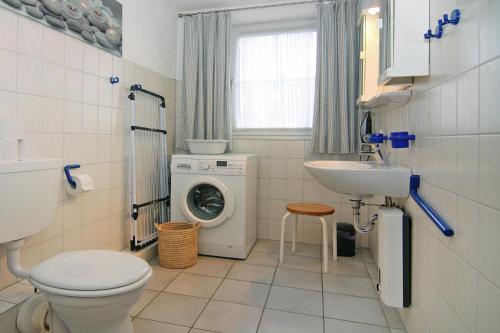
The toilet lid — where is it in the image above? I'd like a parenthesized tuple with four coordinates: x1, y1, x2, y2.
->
(30, 250, 151, 291)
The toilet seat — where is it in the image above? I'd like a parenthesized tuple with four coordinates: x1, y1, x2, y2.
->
(30, 250, 151, 297)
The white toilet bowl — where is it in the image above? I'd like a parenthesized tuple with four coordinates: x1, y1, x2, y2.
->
(27, 250, 152, 333)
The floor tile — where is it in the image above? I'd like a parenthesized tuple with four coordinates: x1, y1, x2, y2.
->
(254, 240, 321, 258)
(278, 255, 322, 272)
(323, 292, 387, 327)
(245, 250, 279, 267)
(227, 262, 276, 284)
(184, 256, 234, 278)
(132, 318, 190, 333)
(213, 279, 270, 307)
(0, 283, 35, 304)
(381, 302, 405, 329)
(323, 274, 377, 298)
(130, 290, 159, 316)
(258, 309, 323, 333)
(138, 292, 208, 327)
(324, 318, 390, 333)
(189, 329, 212, 333)
(273, 268, 322, 291)
(360, 249, 375, 263)
(194, 300, 262, 333)
(146, 266, 180, 291)
(266, 285, 323, 316)
(164, 273, 222, 298)
(366, 263, 378, 279)
(326, 260, 369, 277)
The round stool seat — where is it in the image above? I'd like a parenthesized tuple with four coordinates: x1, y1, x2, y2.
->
(286, 202, 335, 217)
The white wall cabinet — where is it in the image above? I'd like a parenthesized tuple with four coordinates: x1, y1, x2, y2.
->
(378, 0, 429, 85)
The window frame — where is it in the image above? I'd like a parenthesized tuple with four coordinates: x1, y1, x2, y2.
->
(231, 19, 318, 139)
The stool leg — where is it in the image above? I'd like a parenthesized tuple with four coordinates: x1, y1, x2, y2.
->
(292, 214, 298, 253)
(332, 220, 337, 261)
(280, 212, 291, 264)
(319, 217, 329, 273)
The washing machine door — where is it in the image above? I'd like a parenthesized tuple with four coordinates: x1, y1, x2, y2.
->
(181, 177, 234, 228)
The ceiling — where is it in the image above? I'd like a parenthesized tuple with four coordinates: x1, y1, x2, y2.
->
(166, 0, 304, 11)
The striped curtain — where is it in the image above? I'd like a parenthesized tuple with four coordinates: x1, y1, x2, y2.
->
(176, 12, 232, 151)
(311, 0, 359, 154)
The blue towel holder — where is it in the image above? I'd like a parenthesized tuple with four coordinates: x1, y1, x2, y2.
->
(64, 164, 80, 189)
(409, 175, 454, 237)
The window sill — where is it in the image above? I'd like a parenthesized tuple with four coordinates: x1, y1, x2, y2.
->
(232, 128, 312, 140)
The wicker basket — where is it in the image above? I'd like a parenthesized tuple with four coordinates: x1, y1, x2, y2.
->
(156, 222, 200, 269)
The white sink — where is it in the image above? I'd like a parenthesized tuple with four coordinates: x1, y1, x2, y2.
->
(304, 160, 411, 198)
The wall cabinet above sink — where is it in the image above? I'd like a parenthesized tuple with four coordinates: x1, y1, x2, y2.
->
(378, 0, 429, 85)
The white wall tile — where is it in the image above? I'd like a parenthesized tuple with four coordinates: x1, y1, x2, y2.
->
(98, 50, 113, 78)
(286, 140, 304, 159)
(478, 205, 500, 288)
(98, 77, 113, 107)
(477, 274, 500, 333)
(456, 136, 480, 201)
(269, 158, 286, 179)
(479, 135, 500, 210)
(0, 49, 17, 92)
(82, 44, 99, 75)
(43, 27, 64, 65)
(82, 73, 98, 105)
(43, 62, 65, 99)
(286, 159, 304, 180)
(439, 136, 457, 193)
(0, 90, 17, 119)
(17, 17, 42, 58)
(82, 103, 98, 134)
(42, 97, 63, 133)
(18, 55, 42, 95)
(479, 0, 500, 63)
(480, 57, 500, 134)
(0, 9, 17, 52)
(454, 256, 478, 332)
(63, 101, 82, 134)
(98, 106, 112, 134)
(63, 133, 82, 165)
(455, 197, 479, 268)
(440, 79, 457, 135)
(457, 69, 479, 135)
(64, 36, 83, 70)
(17, 94, 42, 133)
(269, 140, 287, 158)
(64, 68, 83, 102)
(82, 134, 98, 165)
(269, 179, 286, 200)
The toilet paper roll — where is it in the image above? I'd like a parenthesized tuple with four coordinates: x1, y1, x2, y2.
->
(65, 174, 95, 196)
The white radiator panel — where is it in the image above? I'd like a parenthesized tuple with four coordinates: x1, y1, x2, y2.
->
(377, 207, 411, 308)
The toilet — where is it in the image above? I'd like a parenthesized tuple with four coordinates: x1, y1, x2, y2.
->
(1, 158, 152, 333)
(27, 250, 152, 333)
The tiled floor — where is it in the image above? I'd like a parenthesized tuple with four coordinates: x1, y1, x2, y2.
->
(132, 240, 407, 333)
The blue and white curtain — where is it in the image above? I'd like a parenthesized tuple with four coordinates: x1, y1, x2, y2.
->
(311, 0, 359, 154)
(176, 12, 232, 151)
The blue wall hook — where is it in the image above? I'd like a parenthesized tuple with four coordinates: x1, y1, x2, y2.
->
(110, 76, 120, 84)
(64, 164, 81, 189)
(441, 9, 460, 25)
(424, 25, 443, 39)
(389, 132, 416, 148)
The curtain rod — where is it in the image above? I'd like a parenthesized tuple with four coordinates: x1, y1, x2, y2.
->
(177, 0, 321, 18)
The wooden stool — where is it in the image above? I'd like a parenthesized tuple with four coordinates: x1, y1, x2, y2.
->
(280, 203, 336, 273)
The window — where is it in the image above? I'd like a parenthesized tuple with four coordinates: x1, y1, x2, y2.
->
(233, 29, 317, 129)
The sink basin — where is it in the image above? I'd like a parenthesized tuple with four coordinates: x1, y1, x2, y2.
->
(304, 160, 411, 198)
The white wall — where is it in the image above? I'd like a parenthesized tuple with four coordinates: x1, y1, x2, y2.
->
(371, 1, 500, 332)
(120, 0, 178, 78)
(0, 6, 176, 325)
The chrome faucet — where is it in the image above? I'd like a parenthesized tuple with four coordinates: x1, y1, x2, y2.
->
(360, 141, 390, 166)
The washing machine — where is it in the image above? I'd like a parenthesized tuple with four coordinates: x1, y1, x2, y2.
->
(171, 154, 257, 259)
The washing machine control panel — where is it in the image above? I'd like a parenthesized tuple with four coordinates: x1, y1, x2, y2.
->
(172, 158, 247, 175)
